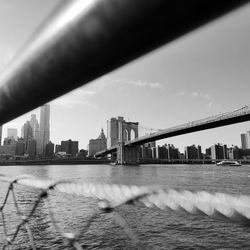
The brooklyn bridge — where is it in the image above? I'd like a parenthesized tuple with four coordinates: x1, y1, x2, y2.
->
(95, 105, 250, 164)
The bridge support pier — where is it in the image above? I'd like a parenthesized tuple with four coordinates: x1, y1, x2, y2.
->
(117, 144, 139, 165)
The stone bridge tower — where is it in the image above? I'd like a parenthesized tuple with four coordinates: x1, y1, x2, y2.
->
(107, 116, 139, 164)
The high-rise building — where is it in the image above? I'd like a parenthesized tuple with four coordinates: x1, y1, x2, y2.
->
(0, 144, 16, 156)
(27, 139, 37, 158)
(61, 139, 78, 157)
(0, 125, 2, 145)
(210, 144, 226, 160)
(88, 129, 107, 156)
(247, 131, 250, 149)
(45, 141, 54, 157)
(3, 137, 16, 145)
(205, 148, 211, 159)
(7, 128, 18, 140)
(185, 145, 202, 159)
(23, 121, 33, 151)
(166, 144, 179, 159)
(139, 141, 156, 158)
(15, 138, 25, 156)
(241, 133, 248, 150)
(155, 145, 168, 159)
(55, 144, 62, 153)
(30, 114, 40, 140)
(38, 105, 50, 155)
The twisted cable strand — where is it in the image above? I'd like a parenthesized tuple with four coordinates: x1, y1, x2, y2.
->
(2, 174, 250, 250)
(1, 174, 250, 223)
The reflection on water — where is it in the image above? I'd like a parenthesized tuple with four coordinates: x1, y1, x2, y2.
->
(1, 164, 250, 249)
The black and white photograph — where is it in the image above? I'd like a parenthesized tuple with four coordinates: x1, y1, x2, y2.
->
(1, 0, 250, 249)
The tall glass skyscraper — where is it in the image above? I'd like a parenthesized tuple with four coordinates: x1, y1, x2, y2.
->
(0, 125, 2, 145)
(38, 104, 50, 155)
(30, 114, 40, 140)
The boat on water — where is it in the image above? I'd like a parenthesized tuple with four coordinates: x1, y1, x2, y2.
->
(216, 160, 241, 166)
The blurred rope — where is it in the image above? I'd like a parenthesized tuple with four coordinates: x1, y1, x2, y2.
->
(1, 174, 250, 249)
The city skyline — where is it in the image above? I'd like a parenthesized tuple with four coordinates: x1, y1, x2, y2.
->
(1, 111, 250, 154)
(0, 1, 250, 151)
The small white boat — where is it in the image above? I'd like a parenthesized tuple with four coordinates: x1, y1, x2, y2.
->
(216, 160, 241, 166)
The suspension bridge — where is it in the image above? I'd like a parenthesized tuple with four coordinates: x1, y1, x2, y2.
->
(95, 105, 250, 164)
(0, 0, 250, 249)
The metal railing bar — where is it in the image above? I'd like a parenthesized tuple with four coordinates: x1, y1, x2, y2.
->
(0, 0, 249, 125)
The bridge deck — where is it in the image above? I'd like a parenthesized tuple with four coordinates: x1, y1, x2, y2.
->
(95, 106, 250, 156)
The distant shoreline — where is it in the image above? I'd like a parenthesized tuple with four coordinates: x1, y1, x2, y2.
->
(0, 159, 249, 166)
(0, 159, 111, 166)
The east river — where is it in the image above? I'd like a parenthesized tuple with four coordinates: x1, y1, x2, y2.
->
(1, 164, 250, 249)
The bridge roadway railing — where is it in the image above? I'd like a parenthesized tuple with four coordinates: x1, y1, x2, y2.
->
(95, 105, 250, 155)
(2, 174, 250, 249)
(125, 105, 250, 146)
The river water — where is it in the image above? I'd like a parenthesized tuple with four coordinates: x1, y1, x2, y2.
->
(1, 164, 250, 249)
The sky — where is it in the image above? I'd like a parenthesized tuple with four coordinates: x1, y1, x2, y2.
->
(0, 1, 250, 152)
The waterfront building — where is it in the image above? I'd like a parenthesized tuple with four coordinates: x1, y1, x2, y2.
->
(210, 144, 227, 160)
(0, 126, 2, 145)
(166, 144, 179, 159)
(37, 105, 50, 155)
(15, 138, 25, 156)
(152, 147, 157, 158)
(3, 137, 17, 145)
(88, 129, 107, 156)
(240, 148, 250, 159)
(7, 128, 18, 140)
(55, 144, 62, 153)
(0, 144, 16, 156)
(155, 145, 168, 159)
(185, 145, 202, 159)
(233, 146, 241, 159)
(45, 141, 54, 157)
(223, 144, 228, 159)
(228, 146, 240, 160)
(139, 141, 156, 158)
(140, 145, 153, 158)
(205, 148, 211, 159)
(27, 139, 37, 158)
(61, 139, 78, 157)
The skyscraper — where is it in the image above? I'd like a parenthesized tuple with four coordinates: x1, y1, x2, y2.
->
(30, 114, 40, 140)
(0, 125, 2, 145)
(23, 121, 33, 151)
(241, 133, 248, 150)
(247, 131, 250, 149)
(61, 139, 78, 156)
(37, 104, 50, 155)
(88, 128, 107, 156)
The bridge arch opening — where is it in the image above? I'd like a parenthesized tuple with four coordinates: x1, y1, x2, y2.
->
(124, 129, 129, 142)
(131, 129, 136, 140)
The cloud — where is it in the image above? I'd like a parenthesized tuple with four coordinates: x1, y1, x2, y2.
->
(91, 76, 165, 90)
(51, 88, 97, 108)
(125, 79, 164, 89)
(192, 92, 199, 97)
(207, 101, 214, 108)
(178, 90, 214, 108)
